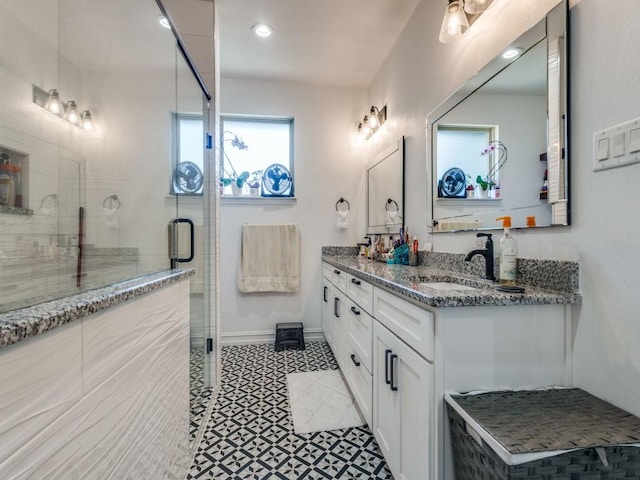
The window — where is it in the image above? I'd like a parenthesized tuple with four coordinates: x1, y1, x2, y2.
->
(437, 125, 497, 195)
(220, 116, 294, 197)
(171, 113, 204, 196)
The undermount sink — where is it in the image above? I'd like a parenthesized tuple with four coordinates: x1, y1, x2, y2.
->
(418, 282, 479, 291)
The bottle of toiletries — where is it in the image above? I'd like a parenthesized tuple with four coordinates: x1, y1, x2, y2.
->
(496, 216, 517, 286)
(0, 173, 14, 207)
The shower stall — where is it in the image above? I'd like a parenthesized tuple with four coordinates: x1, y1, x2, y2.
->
(0, 0, 216, 442)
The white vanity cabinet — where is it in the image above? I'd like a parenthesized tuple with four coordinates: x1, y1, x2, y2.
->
(322, 264, 374, 425)
(373, 319, 433, 480)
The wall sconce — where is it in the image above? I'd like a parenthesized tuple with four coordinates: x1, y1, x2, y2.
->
(439, 0, 497, 43)
(356, 105, 387, 142)
(32, 85, 93, 130)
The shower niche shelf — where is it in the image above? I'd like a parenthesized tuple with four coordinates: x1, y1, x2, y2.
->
(0, 145, 29, 211)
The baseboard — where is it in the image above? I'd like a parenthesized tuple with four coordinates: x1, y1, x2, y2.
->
(221, 328, 325, 346)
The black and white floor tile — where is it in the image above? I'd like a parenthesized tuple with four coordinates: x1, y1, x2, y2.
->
(188, 342, 393, 479)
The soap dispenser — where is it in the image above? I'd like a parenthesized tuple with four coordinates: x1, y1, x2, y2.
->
(496, 216, 517, 286)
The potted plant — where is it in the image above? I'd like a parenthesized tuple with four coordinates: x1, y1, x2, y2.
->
(475, 175, 494, 198)
(220, 132, 249, 196)
(247, 170, 263, 196)
(465, 174, 475, 198)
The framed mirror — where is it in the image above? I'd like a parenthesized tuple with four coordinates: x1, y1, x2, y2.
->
(427, 1, 569, 233)
(367, 137, 405, 234)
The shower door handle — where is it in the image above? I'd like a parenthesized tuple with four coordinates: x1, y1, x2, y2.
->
(168, 218, 194, 269)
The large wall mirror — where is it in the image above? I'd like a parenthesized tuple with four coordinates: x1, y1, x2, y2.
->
(367, 137, 405, 234)
(427, 1, 569, 233)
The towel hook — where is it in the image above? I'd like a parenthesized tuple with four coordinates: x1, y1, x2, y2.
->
(103, 194, 121, 210)
(385, 198, 399, 212)
(335, 197, 350, 212)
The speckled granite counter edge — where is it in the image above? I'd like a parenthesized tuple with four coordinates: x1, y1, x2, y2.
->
(322, 253, 581, 309)
(0, 269, 195, 349)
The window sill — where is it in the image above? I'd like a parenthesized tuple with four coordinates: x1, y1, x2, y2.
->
(221, 196, 297, 205)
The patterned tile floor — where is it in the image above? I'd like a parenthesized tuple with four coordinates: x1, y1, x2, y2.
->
(188, 342, 393, 479)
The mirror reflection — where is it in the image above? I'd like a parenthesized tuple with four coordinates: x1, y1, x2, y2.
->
(367, 138, 404, 234)
(428, 1, 568, 232)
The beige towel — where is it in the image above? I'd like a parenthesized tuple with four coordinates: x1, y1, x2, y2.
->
(238, 224, 299, 293)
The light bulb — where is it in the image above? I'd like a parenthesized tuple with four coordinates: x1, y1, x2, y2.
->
(65, 101, 80, 125)
(46, 89, 61, 114)
(157, 16, 171, 29)
(252, 24, 273, 38)
(362, 116, 373, 139)
(439, 0, 469, 43)
(81, 110, 93, 130)
(368, 107, 380, 130)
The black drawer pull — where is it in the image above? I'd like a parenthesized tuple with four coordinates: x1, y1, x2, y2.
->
(350, 354, 361, 367)
(384, 349, 392, 385)
(323, 286, 328, 302)
(350, 306, 361, 316)
(351, 278, 361, 285)
(334, 269, 341, 275)
(334, 297, 340, 317)
(390, 354, 398, 391)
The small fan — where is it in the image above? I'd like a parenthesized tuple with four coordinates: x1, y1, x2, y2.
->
(262, 163, 293, 196)
(173, 161, 203, 194)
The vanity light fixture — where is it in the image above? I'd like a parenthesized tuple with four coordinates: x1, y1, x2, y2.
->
(356, 105, 387, 142)
(439, 0, 469, 44)
(81, 110, 93, 130)
(65, 101, 80, 126)
(45, 89, 62, 114)
(439, 0, 498, 44)
(252, 24, 273, 38)
(32, 85, 93, 130)
(367, 105, 387, 131)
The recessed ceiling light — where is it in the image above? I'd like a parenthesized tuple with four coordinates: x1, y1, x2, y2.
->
(252, 24, 273, 38)
(157, 16, 171, 29)
(502, 47, 522, 60)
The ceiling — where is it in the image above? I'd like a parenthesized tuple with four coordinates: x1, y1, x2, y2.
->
(213, 0, 421, 88)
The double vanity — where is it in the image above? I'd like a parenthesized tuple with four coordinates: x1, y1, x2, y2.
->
(321, 248, 580, 480)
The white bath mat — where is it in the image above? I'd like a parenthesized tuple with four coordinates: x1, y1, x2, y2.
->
(287, 370, 365, 434)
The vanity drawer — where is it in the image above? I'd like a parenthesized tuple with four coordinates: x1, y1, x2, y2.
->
(345, 297, 373, 374)
(346, 274, 373, 315)
(373, 287, 434, 361)
(322, 262, 347, 292)
(344, 340, 372, 427)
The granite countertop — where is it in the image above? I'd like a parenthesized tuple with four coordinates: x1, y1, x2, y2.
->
(322, 255, 581, 308)
(0, 269, 194, 349)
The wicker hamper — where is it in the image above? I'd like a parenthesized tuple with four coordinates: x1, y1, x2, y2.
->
(446, 388, 640, 480)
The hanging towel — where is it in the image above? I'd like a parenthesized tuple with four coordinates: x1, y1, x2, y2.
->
(238, 224, 300, 293)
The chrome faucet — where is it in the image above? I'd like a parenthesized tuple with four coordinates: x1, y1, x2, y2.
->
(464, 233, 496, 281)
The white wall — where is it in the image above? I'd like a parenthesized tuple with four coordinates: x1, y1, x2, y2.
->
(219, 78, 367, 343)
(367, 0, 640, 415)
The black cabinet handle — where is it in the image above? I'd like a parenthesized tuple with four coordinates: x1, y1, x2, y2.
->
(323, 286, 328, 302)
(334, 269, 341, 275)
(384, 349, 392, 385)
(334, 297, 340, 317)
(350, 354, 361, 367)
(390, 354, 398, 391)
(350, 306, 360, 316)
(351, 278, 361, 285)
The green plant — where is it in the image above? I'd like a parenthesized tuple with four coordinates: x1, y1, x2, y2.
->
(476, 175, 495, 191)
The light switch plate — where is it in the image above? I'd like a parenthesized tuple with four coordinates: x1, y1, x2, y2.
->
(593, 117, 640, 172)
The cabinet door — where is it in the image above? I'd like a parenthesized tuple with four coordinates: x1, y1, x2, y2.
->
(333, 289, 348, 369)
(321, 278, 333, 348)
(373, 321, 432, 480)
